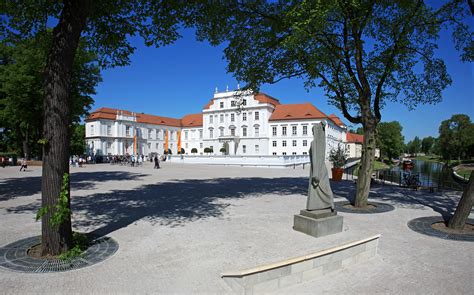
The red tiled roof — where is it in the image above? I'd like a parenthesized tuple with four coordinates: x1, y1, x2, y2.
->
(255, 92, 281, 106)
(328, 114, 346, 127)
(269, 103, 327, 121)
(87, 107, 200, 128)
(136, 113, 181, 127)
(346, 133, 364, 143)
(181, 113, 203, 127)
(203, 99, 214, 110)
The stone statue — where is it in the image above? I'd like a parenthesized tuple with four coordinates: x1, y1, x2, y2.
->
(307, 122, 334, 211)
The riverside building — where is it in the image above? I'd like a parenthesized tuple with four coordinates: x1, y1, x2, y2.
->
(85, 89, 359, 158)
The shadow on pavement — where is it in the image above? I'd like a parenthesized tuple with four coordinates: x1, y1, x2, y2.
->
(0, 171, 147, 201)
(4, 178, 462, 236)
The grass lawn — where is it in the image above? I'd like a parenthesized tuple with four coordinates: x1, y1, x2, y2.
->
(353, 160, 390, 175)
(414, 155, 442, 163)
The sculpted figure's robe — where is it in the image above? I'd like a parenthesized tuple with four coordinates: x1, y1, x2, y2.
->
(307, 123, 334, 211)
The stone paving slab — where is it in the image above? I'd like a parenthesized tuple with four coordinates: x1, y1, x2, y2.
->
(0, 163, 473, 294)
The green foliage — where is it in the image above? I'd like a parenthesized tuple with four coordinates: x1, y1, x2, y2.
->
(37, 138, 48, 145)
(58, 232, 89, 261)
(50, 173, 71, 228)
(329, 144, 348, 168)
(407, 136, 422, 155)
(35, 205, 49, 222)
(35, 173, 71, 228)
(0, 31, 100, 158)
(438, 114, 474, 161)
(421, 136, 436, 154)
(191, 148, 198, 154)
(204, 147, 213, 154)
(70, 124, 86, 156)
(376, 121, 404, 160)
(192, 1, 471, 119)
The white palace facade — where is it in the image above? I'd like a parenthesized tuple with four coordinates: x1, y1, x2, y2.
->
(85, 89, 361, 158)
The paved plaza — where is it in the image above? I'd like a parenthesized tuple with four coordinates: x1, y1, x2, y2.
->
(0, 162, 473, 294)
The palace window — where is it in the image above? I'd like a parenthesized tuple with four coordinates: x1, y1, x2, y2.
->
(243, 145, 247, 153)
(185, 131, 188, 140)
(107, 125, 112, 136)
(199, 130, 203, 139)
(243, 112, 247, 121)
(303, 152, 308, 155)
(242, 127, 247, 137)
(303, 140, 308, 147)
(185, 143, 188, 149)
(220, 127, 224, 137)
(231, 101, 236, 107)
(272, 141, 277, 147)
(282, 126, 287, 136)
(231, 128, 235, 136)
(220, 101, 224, 108)
(200, 143, 203, 148)
(293, 140, 297, 147)
(272, 152, 277, 155)
(147, 143, 151, 149)
(231, 113, 235, 122)
(149, 129, 153, 139)
(303, 125, 308, 135)
(209, 129, 214, 139)
(292, 152, 297, 155)
(242, 99, 247, 106)
(220, 114, 224, 123)
(282, 152, 287, 155)
(156, 143, 159, 149)
(282, 140, 287, 147)
(255, 145, 259, 153)
(107, 142, 112, 149)
(255, 111, 259, 120)
(272, 126, 277, 136)
(255, 126, 259, 137)
(125, 126, 130, 137)
(292, 126, 297, 136)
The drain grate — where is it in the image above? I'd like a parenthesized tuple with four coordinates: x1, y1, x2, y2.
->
(0, 235, 118, 273)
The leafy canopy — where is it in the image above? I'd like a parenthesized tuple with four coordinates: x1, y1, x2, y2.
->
(376, 121, 404, 160)
(438, 114, 474, 161)
(192, 0, 472, 126)
(0, 31, 100, 157)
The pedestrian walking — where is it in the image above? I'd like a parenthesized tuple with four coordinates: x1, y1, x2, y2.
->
(154, 155, 160, 169)
(19, 159, 27, 172)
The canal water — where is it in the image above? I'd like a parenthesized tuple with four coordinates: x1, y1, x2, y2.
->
(385, 160, 465, 190)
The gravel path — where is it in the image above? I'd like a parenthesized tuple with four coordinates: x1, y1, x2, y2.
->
(0, 163, 472, 294)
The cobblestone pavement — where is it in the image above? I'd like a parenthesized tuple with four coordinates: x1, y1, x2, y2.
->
(0, 162, 472, 294)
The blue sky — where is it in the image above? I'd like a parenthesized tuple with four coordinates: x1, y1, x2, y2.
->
(93, 28, 473, 143)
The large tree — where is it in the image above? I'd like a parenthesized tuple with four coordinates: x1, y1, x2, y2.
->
(421, 136, 436, 155)
(438, 114, 474, 161)
(376, 121, 404, 161)
(407, 136, 422, 155)
(0, 31, 100, 160)
(192, 0, 472, 207)
(2, 1, 192, 256)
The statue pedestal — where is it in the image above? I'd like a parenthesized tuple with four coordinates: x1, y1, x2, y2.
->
(293, 209, 343, 238)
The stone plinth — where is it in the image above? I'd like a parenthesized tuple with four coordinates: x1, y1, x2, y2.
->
(293, 209, 343, 238)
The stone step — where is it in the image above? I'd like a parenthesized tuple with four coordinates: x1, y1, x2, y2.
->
(221, 234, 381, 294)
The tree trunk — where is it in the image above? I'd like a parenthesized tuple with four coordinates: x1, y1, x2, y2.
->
(447, 171, 474, 230)
(41, 0, 88, 256)
(355, 125, 377, 208)
(22, 129, 29, 160)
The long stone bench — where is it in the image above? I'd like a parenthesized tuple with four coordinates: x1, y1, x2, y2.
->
(221, 234, 381, 294)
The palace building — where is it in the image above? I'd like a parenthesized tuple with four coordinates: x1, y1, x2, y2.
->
(85, 89, 360, 158)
